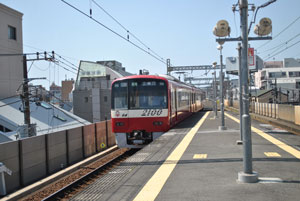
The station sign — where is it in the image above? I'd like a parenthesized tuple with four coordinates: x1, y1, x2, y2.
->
(225, 54, 263, 75)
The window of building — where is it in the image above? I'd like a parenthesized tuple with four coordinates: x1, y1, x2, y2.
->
(268, 72, 286, 78)
(289, 71, 300, 77)
(0, 125, 12, 133)
(8, 25, 16, 40)
(296, 82, 300, 89)
(84, 97, 88, 103)
(41, 102, 52, 109)
(104, 96, 108, 102)
(53, 114, 67, 122)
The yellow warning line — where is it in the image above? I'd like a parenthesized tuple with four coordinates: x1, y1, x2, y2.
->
(133, 112, 210, 201)
(225, 112, 300, 159)
(193, 154, 207, 159)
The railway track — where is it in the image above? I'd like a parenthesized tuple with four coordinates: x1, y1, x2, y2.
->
(19, 148, 137, 201)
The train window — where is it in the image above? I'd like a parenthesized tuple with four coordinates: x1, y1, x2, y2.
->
(112, 81, 128, 109)
(129, 79, 167, 109)
(131, 82, 138, 87)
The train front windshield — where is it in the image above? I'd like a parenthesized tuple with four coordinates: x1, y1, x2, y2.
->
(112, 79, 167, 110)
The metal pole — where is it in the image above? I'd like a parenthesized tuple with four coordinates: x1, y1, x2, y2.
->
(167, 59, 171, 75)
(219, 46, 226, 130)
(213, 68, 218, 118)
(22, 55, 31, 137)
(237, 43, 243, 144)
(238, 0, 258, 183)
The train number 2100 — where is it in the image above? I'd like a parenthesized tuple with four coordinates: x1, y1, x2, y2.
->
(141, 109, 163, 116)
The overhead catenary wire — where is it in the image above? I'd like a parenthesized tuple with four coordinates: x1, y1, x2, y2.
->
(257, 15, 300, 50)
(91, 0, 165, 61)
(263, 38, 300, 60)
(55, 53, 80, 71)
(61, 0, 166, 64)
(259, 32, 300, 55)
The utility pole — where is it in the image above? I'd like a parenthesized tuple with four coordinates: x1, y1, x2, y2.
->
(238, 0, 258, 183)
(22, 55, 31, 136)
(214, 0, 274, 183)
(21, 51, 55, 137)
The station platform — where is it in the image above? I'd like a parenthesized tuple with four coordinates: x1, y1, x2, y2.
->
(70, 111, 300, 201)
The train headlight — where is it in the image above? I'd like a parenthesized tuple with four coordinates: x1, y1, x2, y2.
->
(153, 121, 163, 126)
(116, 122, 124, 126)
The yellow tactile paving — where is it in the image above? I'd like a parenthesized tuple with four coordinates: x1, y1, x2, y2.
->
(133, 112, 210, 201)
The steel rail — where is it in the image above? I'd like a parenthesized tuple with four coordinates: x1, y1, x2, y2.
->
(42, 149, 128, 201)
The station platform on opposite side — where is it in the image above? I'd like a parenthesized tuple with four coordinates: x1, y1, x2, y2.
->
(70, 111, 300, 201)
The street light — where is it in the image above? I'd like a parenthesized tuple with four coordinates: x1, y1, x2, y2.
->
(217, 45, 227, 130)
(213, 20, 230, 129)
(212, 0, 275, 184)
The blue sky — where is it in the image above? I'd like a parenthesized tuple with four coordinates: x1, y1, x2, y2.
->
(1, 0, 300, 88)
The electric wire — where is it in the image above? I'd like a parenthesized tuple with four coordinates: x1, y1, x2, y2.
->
(27, 61, 35, 73)
(55, 53, 80, 71)
(259, 32, 300, 56)
(257, 15, 300, 50)
(91, 0, 165, 61)
(263, 39, 300, 60)
(61, 0, 166, 64)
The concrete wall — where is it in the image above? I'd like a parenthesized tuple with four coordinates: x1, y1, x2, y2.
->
(107, 120, 115, 147)
(227, 100, 298, 125)
(295, 106, 300, 125)
(96, 121, 108, 151)
(278, 105, 295, 123)
(233, 101, 239, 109)
(83, 124, 96, 157)
(47, 131, 67, 174)
(67, 127, 83, 165)
(0, 4, 23, 98)
(21, 136, 47, 186)
(0, 119, 115, 194)
(0, 141, 19, 192)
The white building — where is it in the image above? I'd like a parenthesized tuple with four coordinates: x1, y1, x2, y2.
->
(255, 58, 300, 101)
(0, 3, 23, 99)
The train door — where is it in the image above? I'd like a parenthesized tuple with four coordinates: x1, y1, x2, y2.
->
(170, 86, 177, 126)
(190, 91, 192, 112)
(175, 89, 178, 121)
(169, 85, 172, 126)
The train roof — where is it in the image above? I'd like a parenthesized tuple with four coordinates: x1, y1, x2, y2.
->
(112, 74, 202, 91)
(112, 74, 186, 83)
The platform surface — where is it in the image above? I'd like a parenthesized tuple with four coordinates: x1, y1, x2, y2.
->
(71, 111, 300, 201)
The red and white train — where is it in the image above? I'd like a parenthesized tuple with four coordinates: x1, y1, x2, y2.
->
(111, 74, 203, 148)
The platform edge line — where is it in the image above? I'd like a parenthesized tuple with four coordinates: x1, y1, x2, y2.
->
(225, 112, 300, 159)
